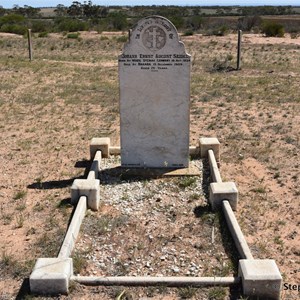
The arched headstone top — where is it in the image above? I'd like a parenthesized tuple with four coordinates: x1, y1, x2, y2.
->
(121, 15, 189, 56)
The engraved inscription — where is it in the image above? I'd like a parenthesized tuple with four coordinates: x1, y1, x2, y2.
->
(142, 26, 166, 51)
(119, 53, 190, 72)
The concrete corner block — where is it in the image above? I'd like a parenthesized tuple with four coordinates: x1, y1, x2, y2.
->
(30, 257, 73, 295)
(209, 182, 238, 210)
(238, 259, 282, 300)
(90, 137, 110, 159)
(199, 137, 220, 162)
(71, 179, 100, 211)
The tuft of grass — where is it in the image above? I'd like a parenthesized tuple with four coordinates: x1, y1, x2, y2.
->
(251, 185, 267, 194)
(15, 213, 24, 228)
(13, 190, 27, 200)
(178, 176, 197, 189)
(16, 201, 26, 211)
(35, 228, 65, 257)
(116, 35, 127, 43)
(96, 215, 111, 234)
(0, 251, 34, 279)
(207, 287, 227, 300)
(100, 35, 109, 41)
(38, 31, 48, 38)
(72, 251, 88, 274)
(178, 287, 197, 299)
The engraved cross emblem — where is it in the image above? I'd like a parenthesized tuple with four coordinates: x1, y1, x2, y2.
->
(148, 27, 159, 50)
(142, 25, 166, 51)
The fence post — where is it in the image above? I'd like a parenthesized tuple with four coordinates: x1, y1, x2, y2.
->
(27, 28, 33, 61)
(237, 30, 242, 70)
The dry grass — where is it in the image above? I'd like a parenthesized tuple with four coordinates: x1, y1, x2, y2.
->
(0, 31, 299, 299)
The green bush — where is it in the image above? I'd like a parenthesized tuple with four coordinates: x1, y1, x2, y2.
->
(107, 12, 128, 31)
(212, 25, 229, 36)
(38, 31, 48, 38)
(183, 30, 194, 36)
(0, 24, 27, 35)
(0, 13, 25, 25)
(55, 17, 88, 32)
(30, 20, 50, 33)
(168, 16, 184, 30)
(67, 32, 80, 39)
(0, 13, 27, 35)
(186, 15, 203, 31)
(262, 21, 285, 37)
(212, 55, 234, 72)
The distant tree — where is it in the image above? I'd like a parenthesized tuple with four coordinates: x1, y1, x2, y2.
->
(12, 5, 41, 18)
(108, 12, 127, 31)
(223, 7, 233, 14)
(192, 7, 201, 16)
(216, 8, 224, 15)
(54, 4, 67, 17)
(100, 7, 109, 18)
(0, 6, 6, 17)
(238, 15, 261, 31)
(186, 15, 203, 31)
(83, 0, 95, 18)
(67, 1, 83, 18)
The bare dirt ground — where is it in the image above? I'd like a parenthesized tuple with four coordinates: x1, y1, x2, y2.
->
(0, 32, 299, 299)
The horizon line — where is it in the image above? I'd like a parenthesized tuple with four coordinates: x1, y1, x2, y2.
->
(2, 4, 300, 8)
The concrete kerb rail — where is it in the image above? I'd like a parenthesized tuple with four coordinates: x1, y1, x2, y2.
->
(200, 137, 282, 300)
(30, 136, 282, 299)
(30, 149, 102, 295)
(29, 196, 87, 295)
(90, 137, 201, 160)
(72, 275, 240, 287)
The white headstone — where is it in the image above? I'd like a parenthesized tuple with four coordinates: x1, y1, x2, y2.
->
(119, 16, 191, 168)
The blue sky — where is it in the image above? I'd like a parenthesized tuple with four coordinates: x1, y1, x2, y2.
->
(1, 1, 300, 8)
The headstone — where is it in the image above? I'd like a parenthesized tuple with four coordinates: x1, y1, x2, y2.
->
(119, 16, 191, 168)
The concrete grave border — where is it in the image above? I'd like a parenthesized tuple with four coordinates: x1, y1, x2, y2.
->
(29, 137, 282, 299)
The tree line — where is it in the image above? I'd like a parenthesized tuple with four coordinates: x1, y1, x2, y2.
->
(0, 1, 299, 37)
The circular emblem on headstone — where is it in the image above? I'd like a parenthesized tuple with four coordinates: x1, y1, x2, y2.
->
(142, 26, 166, 51)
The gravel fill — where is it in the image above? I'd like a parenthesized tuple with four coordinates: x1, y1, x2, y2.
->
(74, 156, 235, 278)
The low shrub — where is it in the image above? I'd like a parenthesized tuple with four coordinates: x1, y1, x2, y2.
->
(0, 13, 27, 35)
(38, 31, 48, 38)
(55, 17, 88, 32)
(67, 32, 80, 39)
(261, 21, 285, 37)
(0, 23, 27, 35)
(212, 25, 229, 36)
(116, 35, 127, 43)
(290, 32, 299, 39)
(183, 30, 194, 36)
(30, 20, 50, 33)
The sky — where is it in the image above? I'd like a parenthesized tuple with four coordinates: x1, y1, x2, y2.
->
(1, 0, 300, 9)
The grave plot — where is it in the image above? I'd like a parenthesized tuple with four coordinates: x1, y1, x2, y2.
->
(73, 157, 236, 279)
(29, 16, 282, 300)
